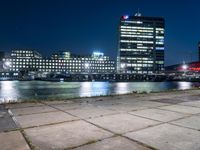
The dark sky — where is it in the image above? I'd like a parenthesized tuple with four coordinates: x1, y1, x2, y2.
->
(0, 0, 200, 66)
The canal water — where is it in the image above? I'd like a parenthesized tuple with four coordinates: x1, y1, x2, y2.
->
(0, 81, 200, 103)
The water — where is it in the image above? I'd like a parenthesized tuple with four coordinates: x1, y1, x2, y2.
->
(0, 81, 200, 103)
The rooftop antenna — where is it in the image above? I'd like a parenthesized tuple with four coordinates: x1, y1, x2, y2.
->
(135, 8, 142, 17)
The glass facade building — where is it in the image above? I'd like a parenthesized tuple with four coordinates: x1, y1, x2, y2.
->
(3, 50, 115, 74)
(117, 13, 165, 74)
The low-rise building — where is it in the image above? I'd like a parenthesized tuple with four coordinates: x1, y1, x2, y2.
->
(2, 50, 116, 74)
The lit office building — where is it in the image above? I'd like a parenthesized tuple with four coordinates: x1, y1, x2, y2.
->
(117, 12, 165, 74)
(50, 51, 115, 73)
(3, 50, 115, 74)
(51, 51, 71, 60)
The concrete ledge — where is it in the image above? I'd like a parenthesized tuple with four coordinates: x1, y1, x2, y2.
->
(1, 89, 200, 150)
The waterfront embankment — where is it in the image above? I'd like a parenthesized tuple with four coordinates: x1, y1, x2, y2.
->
(1, 89, 200, 149)
(1, 81, 200, 103)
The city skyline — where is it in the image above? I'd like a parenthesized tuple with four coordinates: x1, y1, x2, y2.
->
(0, 0, 200, 66)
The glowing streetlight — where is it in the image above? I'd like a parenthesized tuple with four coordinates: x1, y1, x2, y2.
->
(123, 15, 129, 20)
(182, 64, 188, 77)
(182, 64, 188, 70)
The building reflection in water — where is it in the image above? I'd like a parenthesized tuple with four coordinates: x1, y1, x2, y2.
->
(177, 82, 192, 90)
(79, 82, 110, 97)
(0, 81, 19, 103)
(115, 82, 129, 94)
(0, 81, 199, 103)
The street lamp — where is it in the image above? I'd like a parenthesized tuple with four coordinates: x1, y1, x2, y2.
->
(182, 64, 188, 70)
(182, 64, 188, 77)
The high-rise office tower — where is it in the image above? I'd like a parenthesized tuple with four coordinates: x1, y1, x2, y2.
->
(117, 12, 165, 74)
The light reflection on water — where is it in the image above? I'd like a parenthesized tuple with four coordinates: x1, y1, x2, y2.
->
(79, 82, 110, 97)
(115, 82, 129, 94)
(177, 82, 192, 90)
(0, 81, 19, 103)
(0, 81, 200, 103)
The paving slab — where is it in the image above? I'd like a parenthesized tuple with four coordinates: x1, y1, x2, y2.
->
(115, 95, 139, 100)
(158, 105, 200, 114)
(73, 136, 150, 150)
(0, 131, 30, 150)
(98, 100, 167, 113)
(129, 108, 187, 122)
(99, 103, 147, 112)
(52, 103, 86, 111)
(0, 104, 4, 110)
(150, 98, 186, 104)
(115, 99, 140, 105)
(135, 96, 165, 101)
(171, 115, 200, 130)
(66, 105, 117, 119)
(43, 100, 74, 105)
(125, 124, 200, 150)
(179, 100, 200, 108)
(73, 97, 107, 103)
(0, 105, 17, 132)
(87, 113, 160, 134)
(0, 111, 17, 132)
(10, 105, 57, 116)
(15, 111, 78, 128)
(132, 94, 179, 101)
(24, 120, 113, 150)
(0, 111, 5, 118)
(130, 101, 167, 108)
(90, 99, 121, 107)
(6, 102, 44, 109)
(175, 95, 200, 101)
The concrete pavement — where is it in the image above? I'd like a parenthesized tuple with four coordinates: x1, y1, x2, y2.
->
(1, 89, 200, 150)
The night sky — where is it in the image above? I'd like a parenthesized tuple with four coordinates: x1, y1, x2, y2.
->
(0, 0, 200, 66)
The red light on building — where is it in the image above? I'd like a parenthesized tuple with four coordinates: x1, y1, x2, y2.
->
(123, 15, 129, 20)
(190, 68, 200, 71)
(177, 62, 200, 72)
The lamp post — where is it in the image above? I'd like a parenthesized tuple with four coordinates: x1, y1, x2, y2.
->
(182, 64, 188, 77)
